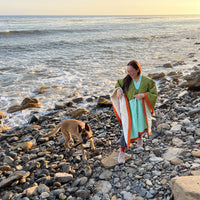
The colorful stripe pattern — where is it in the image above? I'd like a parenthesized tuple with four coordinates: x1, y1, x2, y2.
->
(111, 88, 153, 147)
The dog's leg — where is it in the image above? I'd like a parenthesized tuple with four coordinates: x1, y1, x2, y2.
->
(89, 138, 95, 150)
(62, 130, 74, 148)
(80, 144, 87, 161)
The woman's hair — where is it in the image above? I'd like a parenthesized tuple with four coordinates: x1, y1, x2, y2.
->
(122, 60, 141, 91)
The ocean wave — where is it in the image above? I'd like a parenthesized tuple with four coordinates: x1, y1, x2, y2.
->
(116, 15, 200, 21)
(0, 34, 173, 53)
(0, 29, 43, 35)
(0, 28, 100, 36)
(90, 34, 173, 44)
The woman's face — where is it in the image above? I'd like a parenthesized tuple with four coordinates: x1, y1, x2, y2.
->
(127, 65, 139, 79)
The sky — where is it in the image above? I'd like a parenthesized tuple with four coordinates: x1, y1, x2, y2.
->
(0, 0, 200, 15)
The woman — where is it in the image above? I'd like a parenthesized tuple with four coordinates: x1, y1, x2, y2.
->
(111, 60, 158, 163)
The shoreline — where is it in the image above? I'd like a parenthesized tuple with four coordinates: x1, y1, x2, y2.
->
(1, 60, 199, 129)
(0, 66, 200, 199)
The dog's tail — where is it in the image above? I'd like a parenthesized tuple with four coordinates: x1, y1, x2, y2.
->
(42, 123, 62, 138)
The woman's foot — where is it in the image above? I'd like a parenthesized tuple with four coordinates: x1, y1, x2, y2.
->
(118, 151, 125, 164)
(136, 137, 144, 153)
(137, 137, 143, 148)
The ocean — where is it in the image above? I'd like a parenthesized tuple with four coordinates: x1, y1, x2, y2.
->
(0, 15, 200, 126)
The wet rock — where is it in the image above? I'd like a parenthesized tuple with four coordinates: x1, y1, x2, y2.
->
(7, 97, 41, 113)
(0, 112, 7, 119)
(0, 114, 11, 131)
(72, 97, 84, 103)
(173, 61, 186, 66)
(37, 86, 50, 94)
(148, 72, 165, 79)
(97, 96, 112, 108)
(54, 103, 66, 110)
(163, 62, 173, 68)
(71, 107, 89, 117)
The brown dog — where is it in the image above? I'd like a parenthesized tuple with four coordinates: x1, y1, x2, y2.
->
(42, 119, 95, 160)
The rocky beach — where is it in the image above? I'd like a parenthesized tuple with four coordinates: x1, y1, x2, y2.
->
(0, 65, 200, 200)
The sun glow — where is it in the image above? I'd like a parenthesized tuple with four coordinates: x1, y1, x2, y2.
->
(0, 0, 200, 15)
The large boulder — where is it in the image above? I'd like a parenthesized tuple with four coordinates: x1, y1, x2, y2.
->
(183, 67, 200, 90)
(170, 176, 200, 200)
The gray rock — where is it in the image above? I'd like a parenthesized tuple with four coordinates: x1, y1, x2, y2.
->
(78, 177, 88, 186)
(120, 191, 135, 200)
(95, 181, 112, 194)
(3, 156, 14, 165)
(170, 125, 182, 133)
(75, 189, 90, 199)
(163, 147, 184, 161)
(52, 189, 65, 196)
(0, 171, 27, 188)
(172, 137, 184, 147)
(186, 126, 196, 133)
(149, 157, 164, 163)
(40, 192, 50, 199)
(99, 170, 113, 180)
(54, 173, 73, 183)
(37, 184, 50, 194)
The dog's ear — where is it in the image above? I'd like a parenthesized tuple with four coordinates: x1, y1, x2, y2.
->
(85, 123, 90, 131)
(78, 125, 82, 133)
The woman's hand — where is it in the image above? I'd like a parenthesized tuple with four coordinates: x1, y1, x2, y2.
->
(117, 88, 123, 99)
(134, 93, 145, 100)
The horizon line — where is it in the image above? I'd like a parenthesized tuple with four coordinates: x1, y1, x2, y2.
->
(1, 14, 200, 16)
